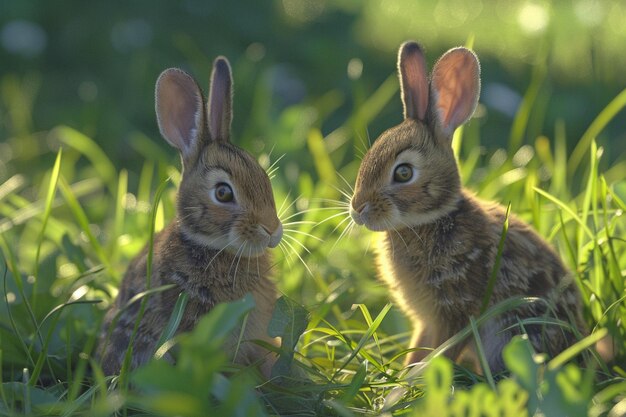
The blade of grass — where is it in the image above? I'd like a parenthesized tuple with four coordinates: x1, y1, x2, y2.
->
(153, 292, 189, 359)
(29, 299, 102, 385)
(469, 316, 495, 390)
(0, 177, 102, 234)
(333, 303, 391, 378)
(339, 359, 368, 405)
(110, 169, 128, 263)
(307, 128, 338, 199)
(480, 203, 511, 314)
(57, 176, 111, 273)
(384, 296, 541, 410)
(600, 177, 623, 295)
(32, 148, 62, 305)
(0, 174, 26, 203)
(567, 88, 626, 176)
(354, 304, 384, 367)
(509, 47, 547, 150)
(137, 160, 155, 204)
(0, 234, 46, 380)
(577, 140, 598, 268)
(325, 73, 398, 154)
(1, 251, 36, 369)
(55, 126, 118, 196)
(534, 187, 593, 239)
(548, 328, 608, 370)
(557, 211, 580, 289)
(66, 314, 100, 404)
(552, 119, 568, 197)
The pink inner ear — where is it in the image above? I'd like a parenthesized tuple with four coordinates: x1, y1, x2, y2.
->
(156, 70, 203, 157)
(432, 49, 480, 136)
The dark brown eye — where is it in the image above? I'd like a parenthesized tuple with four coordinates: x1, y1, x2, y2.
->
(393, 164, 413, 183)
(214, 183, 234, 203)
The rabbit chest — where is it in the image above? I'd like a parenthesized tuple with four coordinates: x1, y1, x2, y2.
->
(121, 225, 275, 333)
(376, 193, 577, 324)
(375, 195, 502, 322)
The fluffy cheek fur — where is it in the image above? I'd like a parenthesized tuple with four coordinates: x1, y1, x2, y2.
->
(354, 162, 461, 230)
(177, 179, 238, 249)
(392, 169, 460, 227)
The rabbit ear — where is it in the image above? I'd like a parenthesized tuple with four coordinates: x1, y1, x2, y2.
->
(207, 56, 233, 143)
(431, 47, 480, 137)
(155, 68, 205, 162)
(398, 41, 429, 121)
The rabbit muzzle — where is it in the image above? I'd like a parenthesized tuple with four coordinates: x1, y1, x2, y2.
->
(350, 202, 367, 226)
(261, 222, 283, 248)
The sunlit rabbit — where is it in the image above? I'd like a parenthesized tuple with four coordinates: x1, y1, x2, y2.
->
(350, 42, 585, 371)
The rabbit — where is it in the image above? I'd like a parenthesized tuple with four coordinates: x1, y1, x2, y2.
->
(349, 41, 586, 373)
(99, 56, 283, 377)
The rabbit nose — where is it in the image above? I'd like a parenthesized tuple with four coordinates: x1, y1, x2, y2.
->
(355, 202, 368, 214)
(261, 223, 283, 248)
(350, 202, 368, 225)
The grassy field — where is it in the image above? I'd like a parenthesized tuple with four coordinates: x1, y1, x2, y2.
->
(1, 1, 626, 416)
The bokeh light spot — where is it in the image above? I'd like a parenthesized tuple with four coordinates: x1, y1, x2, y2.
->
(517, 2, 549, 34)
(1, 20, 47, 58)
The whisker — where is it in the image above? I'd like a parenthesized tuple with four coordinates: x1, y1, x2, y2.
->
(283, 228, 323, 242)
(387, 220, 409, 251)
(203, 237, 239, 273)
(315, 209, 352, 228)
(277, 242, 294, 267)
(354, 132, 370, 160)
(280, 206, 344, 223)
(363, 230, 372, 256)
(330, 213, 354, 235)
(277, 190, 294, 219)
(281, 220, 317, 226)
(267, 153, 286, 174)
(388, 231, 395, 261)
(330, 218, 356, 253)
(310, 198, 350, 207)
(329, 183, 354, 203)
(282, 233, 312, 254)
(256, 246, 263, 280)
(228, 242, 247, 290)
(335, 171, 355, 194)
(281, 238, 313, 276)
(246, 244, 253, 280)
(399, 220, 424, 246)
(266, 143, 277, 161)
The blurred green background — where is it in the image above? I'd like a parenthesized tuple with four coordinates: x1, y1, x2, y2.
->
(1, 2, 625, 414)
(1, 0, 625, 185)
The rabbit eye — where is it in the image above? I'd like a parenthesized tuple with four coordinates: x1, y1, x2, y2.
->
(393, 164, 413, 183)
(214, 183, 234, 203)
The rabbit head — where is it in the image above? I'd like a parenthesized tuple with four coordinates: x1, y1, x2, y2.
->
(155, 57, 282, 256)
(350, 42, 480, 230)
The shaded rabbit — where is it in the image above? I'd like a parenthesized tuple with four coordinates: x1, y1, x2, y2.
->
(349, 41, 585, 372)
(99, 57, 283, 377)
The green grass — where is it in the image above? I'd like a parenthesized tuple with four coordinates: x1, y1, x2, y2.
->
(1, 51, 626, 417)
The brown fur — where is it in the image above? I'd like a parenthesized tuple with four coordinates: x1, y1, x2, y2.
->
(99, 57, 282, 376)
(351, 42, 585, 372)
